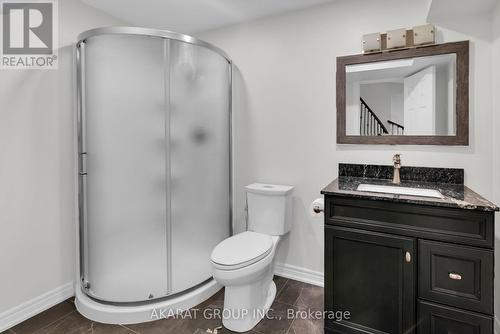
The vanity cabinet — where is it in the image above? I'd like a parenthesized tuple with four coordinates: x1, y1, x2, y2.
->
(324, 195, 495, 334)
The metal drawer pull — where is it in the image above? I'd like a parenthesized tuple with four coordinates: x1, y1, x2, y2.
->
(405, 251, 411, 263)
(448, 273, 462, 280)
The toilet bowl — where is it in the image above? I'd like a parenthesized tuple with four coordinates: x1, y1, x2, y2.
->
(211, 183, 294, 332)
(211, 232, 280, 332)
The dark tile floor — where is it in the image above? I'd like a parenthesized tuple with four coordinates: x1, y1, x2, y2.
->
(2, 276, 323, 334)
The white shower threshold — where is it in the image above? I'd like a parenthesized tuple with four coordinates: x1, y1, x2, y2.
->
(75, 279, 222, 325)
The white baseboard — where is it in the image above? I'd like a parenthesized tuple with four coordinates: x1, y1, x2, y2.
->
(274, 262, 324, 287)
(495, 316, 500, 334)
(0, 282, 75, 332)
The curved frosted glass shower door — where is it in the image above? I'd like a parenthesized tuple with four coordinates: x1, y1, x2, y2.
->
(78, 29, 231, 303)
(82, 34, 169, 303)
(169, 41, 230, 294)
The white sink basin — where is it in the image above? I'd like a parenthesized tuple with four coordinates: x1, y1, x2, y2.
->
(357, 184, 444, 199)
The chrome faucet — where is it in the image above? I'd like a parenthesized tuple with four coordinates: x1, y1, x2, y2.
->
(392, 154, 401, 185)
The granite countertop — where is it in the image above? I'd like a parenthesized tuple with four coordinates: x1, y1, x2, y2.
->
(321, 164, 499, 212)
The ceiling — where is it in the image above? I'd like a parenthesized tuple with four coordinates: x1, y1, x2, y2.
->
(427, 0, 499, 21)
(81, 0, 335, 34)
(347, 54, 456, 83)
(426, 0, 500, 41)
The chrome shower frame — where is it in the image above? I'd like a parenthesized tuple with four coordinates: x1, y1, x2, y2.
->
(75, 26, 233, 299)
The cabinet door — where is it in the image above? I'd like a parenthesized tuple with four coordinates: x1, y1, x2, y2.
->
(418, 300, 493, 334)
(325, 226, 416, 334)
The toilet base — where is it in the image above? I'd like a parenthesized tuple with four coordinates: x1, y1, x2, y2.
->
(222, 280, 276, 332)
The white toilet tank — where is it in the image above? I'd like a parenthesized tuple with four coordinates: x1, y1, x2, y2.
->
(245, 183, 294, 236)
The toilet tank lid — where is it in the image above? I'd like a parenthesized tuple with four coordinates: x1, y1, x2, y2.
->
(245, 183, 294, 195)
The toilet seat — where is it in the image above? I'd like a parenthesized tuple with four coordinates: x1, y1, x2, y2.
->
(211, 231, 273, 270)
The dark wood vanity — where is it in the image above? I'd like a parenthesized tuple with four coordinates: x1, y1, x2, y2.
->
(322, 164, 498, 334)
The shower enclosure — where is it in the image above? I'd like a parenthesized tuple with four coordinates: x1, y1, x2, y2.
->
(75, 27, 231, 313)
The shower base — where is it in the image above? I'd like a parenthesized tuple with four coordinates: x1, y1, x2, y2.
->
(75, 279, 221, 324)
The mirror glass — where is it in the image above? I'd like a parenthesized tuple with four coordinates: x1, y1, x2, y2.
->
(345, 54, 456, 136)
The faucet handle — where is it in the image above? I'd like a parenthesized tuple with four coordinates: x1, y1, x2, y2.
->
(393, 153, 402, 166)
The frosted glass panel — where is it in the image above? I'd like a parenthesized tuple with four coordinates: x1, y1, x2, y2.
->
(169, 41, 231, 293)
(83, 35, 168, 302)
(79, 32, 231, 302)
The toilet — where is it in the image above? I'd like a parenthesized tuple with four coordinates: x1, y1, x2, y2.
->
(210, 183, 294, 332)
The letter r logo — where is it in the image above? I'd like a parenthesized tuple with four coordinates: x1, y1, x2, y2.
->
(2, 2, 53, 54)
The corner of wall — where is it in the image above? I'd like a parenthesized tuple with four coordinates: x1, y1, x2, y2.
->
(0, 0, 125, 322)
(492, 0, 500, 323)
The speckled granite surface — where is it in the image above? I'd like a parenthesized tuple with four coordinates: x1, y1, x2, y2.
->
(321, 164, 499, 212)
(338, 163, 464, 184)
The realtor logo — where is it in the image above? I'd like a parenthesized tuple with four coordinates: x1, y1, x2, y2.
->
(1, 0, 58, 69)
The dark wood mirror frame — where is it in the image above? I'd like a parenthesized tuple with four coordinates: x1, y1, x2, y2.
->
(336, 41, 469, 145)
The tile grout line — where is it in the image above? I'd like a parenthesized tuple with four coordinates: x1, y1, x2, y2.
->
(31, 310, 77, 334)
(275, 280, 289, 302)
(284, 307, 297, 334)
(285, 285, 312, 334)
(277, 285, 304, 308)
(294, 287, 304, 308)
(276, 279, 288, 295)
(251, 280, 288, 334)
(277, 301, 296, 308)
(285, 318, 295, 334)
(273, 285, 306, 327)
(293, 286, 304, 307)
(277, 283, 303, 334)
(120, 324, 141, 334)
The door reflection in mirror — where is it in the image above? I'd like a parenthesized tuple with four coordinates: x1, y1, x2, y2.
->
(346, 54, 456, 136)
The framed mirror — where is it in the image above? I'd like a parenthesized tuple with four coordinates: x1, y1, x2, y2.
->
(336, 41, 469, 145)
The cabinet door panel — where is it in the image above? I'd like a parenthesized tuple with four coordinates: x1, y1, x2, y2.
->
(325, 226, 415, 334)
(418, 300, 493, 334)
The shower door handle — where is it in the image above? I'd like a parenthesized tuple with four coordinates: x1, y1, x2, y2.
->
(79, 152, 87, 176)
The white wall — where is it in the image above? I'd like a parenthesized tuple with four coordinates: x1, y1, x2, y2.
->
(492, 1, 500, 327)
(0, 0, 124, 314)
(197, 0, 496, 279)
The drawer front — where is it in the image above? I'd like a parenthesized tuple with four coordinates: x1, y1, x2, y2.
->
(418, 300, 493, 334)
(419, 240, 493, 314)
(326, 196, 494, 248)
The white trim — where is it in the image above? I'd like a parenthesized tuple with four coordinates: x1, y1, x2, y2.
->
(0, 282, 75, 332)
(274, 262, 324, 287)
(75, 280, 222, 324)
(495, 316, 500, 334)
